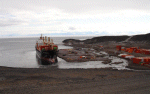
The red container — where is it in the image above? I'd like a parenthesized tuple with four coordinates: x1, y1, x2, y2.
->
(116, 45, 121, 51)
(39, 45, 49, 51)
(133, 57, 150, 64)
(143, 50, 150, 55)
(125, 48, 130, 52)
(144, 57, 150, 62)
(132, 57, 144, 64)
(134, 49, 141, 53)
(121, 47, 125, 51)
(139, 49, 149, 54)
(130, 47, 138, 50)
(130, 47, 138, 52)
(128, 49, 134, 53)
(121, 55, 130, 58)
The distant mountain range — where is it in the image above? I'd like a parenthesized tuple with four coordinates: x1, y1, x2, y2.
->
(63, 33, 150, 44)
(1, 31, 103, 37)
(2, 31, 135, 37)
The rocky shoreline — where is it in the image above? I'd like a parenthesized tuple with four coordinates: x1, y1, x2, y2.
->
(58, 40, 150, 70)
(0, 33, 150, 93)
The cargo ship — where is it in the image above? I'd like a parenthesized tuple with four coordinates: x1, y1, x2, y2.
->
(35, 34, 58, 65)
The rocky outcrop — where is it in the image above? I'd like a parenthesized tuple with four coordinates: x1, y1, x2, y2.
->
(129, 33, 150, 42)
(63, 33, 150, 44)
(62, 39, 81, 43)
(83, 36, 129, 44)
(63, 35, 129, 44)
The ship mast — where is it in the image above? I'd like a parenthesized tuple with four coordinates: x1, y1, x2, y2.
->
(40, 34, 43, 39)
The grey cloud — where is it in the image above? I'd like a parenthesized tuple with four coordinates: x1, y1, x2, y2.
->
(0, 18, 24, 27)
(1, 0, 150, 13)
(69, 27, 76, 30)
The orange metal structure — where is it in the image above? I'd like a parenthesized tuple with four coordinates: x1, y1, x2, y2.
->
(116, 45, 121, 51)
(132, 57, 150, 64)
(116, 45, 150, 55)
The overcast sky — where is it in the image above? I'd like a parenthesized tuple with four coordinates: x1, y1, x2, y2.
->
(0, 0, 150, 36)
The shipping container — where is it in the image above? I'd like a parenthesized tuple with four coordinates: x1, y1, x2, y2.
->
(116, 45, 121, 51)
(133, 57, 150, 64)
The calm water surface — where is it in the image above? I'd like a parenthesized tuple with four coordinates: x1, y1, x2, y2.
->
(0, 36, 93, 68)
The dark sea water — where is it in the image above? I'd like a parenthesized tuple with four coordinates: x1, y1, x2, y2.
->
(0, 36, 93, 68)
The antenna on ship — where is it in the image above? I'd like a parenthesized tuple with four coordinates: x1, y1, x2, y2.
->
(40, 34, 43, 39)
(42, 37, 44, 45)
(51, 39, 53, 44)
(48, 37, 50, 44)
(45, 36, 47, 43)
(36, 41, 38, 48)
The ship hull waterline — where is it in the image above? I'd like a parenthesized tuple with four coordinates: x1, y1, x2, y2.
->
(36, 48, 58, 65)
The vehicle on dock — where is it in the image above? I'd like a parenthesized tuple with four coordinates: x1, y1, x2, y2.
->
(35, 34, 58, 65)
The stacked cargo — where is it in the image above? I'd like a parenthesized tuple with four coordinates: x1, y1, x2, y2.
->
(116, 45, 150, 55)
(116, 45, 150, 68)
(140, 49, 150, 55)
(116, 45, 121, 51)
(125, 48, 130, 52)
(132, 57, 150, 67)
(121, 47, 126, 51)
(134, 49, 141, 53)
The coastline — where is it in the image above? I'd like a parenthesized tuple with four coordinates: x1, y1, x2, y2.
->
(0, 33, 150, 93)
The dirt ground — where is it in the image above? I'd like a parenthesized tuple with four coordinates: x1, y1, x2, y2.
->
(0, 66, 150, 94)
